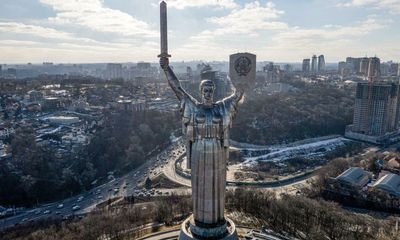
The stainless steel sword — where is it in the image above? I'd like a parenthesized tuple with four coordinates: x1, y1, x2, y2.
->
(158, 1, 171, 58)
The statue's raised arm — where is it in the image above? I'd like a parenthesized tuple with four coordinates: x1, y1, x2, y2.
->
(159, 57, 195, 102)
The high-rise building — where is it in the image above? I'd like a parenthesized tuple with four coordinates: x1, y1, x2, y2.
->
(350, 82, 400, 136)
(389, 63, 399, 76)
(317, 55, 325, 72)
(367, 57, 380, 81)
(338, 61, 347, 75)
(346, 56, 400, 144)
(262, 62, 282, 83)
(302, 59, 310, 73)
(311, 55, 318, 73)
(106, 63, 123, 80)
(346, 57, 362, 73)
(360, 57, 369, 77)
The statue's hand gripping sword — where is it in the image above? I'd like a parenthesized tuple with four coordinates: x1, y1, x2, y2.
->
(158, 1, 171, 59)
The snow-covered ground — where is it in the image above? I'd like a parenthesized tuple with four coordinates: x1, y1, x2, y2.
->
(239, 136, 350, 166)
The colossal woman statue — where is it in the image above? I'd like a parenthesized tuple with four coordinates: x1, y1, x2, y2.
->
(160, 57, 244, 235)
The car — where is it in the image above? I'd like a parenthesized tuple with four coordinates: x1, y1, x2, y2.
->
(35, 209, 41, 215)
(57, 204, 64, 209)
(43, 210, 51, 214)
(77, 196, 84, 202)
(55, 211, 61, 215)
(72, 205, 80, 211)
(21, 218, 29, 223)
(97, 195, 102, 199)
(96, 189, 101, 195)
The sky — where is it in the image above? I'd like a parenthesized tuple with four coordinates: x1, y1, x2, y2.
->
(0, 0, 399, 63)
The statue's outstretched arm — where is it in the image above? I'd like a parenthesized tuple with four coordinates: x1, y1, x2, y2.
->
(160, 57, 192, 102)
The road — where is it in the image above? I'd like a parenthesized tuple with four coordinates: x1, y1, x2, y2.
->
(0, 139, 186, 231)
(1, 135, 356, 231)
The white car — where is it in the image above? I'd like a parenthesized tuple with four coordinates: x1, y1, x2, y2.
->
(57, 204, 64, 209)
(77, 196, 84, 202)
(72, 205, 80, 211)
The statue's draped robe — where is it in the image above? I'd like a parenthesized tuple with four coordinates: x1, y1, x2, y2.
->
(180, 94, 238, 225)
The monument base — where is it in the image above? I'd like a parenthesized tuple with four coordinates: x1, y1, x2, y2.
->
(179, 215, 238, 240)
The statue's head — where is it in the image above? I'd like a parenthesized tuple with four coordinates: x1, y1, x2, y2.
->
(199, 79, 215, 106)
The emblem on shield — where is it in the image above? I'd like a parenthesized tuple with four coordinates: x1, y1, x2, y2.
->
(234, 56, 252, 76)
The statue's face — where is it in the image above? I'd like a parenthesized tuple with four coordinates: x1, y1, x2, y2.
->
(202, 85, 214, 104)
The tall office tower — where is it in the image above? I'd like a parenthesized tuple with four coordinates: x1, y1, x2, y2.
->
(263, 62, 282, 82)
(317, 55, 326, 72)
(106, 63, 123, 80)
(302, 59, 310, 73)
(389, 63, 399, 76)
(367, 57, 380, 81)
(338, 61, 346, 75)
(346, 57, 362, 73)
(351, 82, 400, 137)
(360, 57, 369, 77)
(311, 55, 318, 73)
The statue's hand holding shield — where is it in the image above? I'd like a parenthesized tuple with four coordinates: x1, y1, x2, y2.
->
(229, 53, 256, 92)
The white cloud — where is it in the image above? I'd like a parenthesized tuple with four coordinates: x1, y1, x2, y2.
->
(173, 2, 287, 60)
(207, 1, 287, 35)
(337, 0, 400, 14)
(273, 16, 389, 43)
(175, 3, 391, 62)
(39, 0, 157, 37)
(166, 0, 238, 9)
(0, 21, 159, 63)
(0, 21, 110, 45)
(185, 1, 287, 45)
(262, 16, 391, 60)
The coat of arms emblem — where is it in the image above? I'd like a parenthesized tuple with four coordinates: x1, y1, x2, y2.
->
(234, 56, 252, 76)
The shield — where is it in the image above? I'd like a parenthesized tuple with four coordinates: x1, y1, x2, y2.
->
(229, 53, 256, 90)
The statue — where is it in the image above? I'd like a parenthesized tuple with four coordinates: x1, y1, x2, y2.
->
(160, 57, 244, 223)
(158, 2, 254, 239)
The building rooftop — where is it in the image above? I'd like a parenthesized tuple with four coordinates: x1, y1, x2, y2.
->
(336, 167, 371, 188)
(373, 173, 400, 197)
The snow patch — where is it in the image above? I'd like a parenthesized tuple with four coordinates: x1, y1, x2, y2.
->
(241, 137, 349, 166)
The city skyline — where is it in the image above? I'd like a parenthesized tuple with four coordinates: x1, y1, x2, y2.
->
(1, 0, 400, 63)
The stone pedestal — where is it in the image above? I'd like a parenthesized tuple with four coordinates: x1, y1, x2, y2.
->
(179, 215, 238, 240)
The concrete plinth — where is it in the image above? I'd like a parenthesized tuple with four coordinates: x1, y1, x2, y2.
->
(179, 215, 238, 240)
